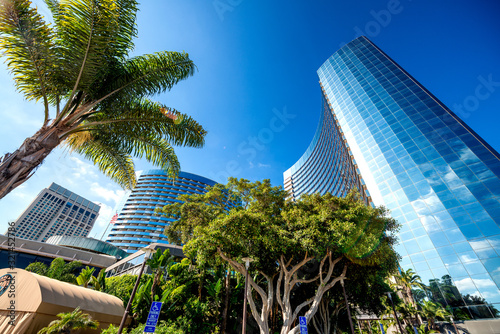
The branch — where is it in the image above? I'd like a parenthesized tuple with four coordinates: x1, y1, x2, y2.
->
(290, 273, 319, 287)
(290, 298, 314, 326)
(318, 251, 329, 284)
(289, 252, 313, 278)
(276, 267, 284, 311)
(247, 288, 266, 331)
(217, 249, 267, 303)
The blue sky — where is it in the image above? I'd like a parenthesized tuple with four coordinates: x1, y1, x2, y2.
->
(1, 0, 499, 239)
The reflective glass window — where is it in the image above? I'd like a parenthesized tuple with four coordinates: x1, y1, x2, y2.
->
(460, 224, 484, 239)
(478, 220, 500, 237)
(446, 229, 467, 244)
(404, 239, 421, 254)
(447, 264, 468, 277)
(452, 242, 473, 253)
(463, 261, 487, 275)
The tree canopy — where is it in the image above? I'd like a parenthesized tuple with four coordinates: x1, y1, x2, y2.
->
(0, 0, 205, 199)
(159, 178, 400, 334)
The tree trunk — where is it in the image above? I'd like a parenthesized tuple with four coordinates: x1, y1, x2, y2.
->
(278, 253, 346, 334)
(0, 125, 62, 200)
(218, 249, 273, 334)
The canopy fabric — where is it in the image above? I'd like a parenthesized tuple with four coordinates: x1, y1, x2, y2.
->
(0, 268, 126, 333)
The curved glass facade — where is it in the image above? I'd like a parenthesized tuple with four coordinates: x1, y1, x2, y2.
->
(284, 93, 371, 204)
(46, 235, 129, 259)
(314, 36, 500, 319)
(106, 170, 218, 253)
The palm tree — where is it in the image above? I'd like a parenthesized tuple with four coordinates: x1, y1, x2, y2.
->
(146, 249, 174, 304)
(394, 268, 427, 306)
(76, 266, 95, 288)
(0, 0, 205, 200)
(38, 307, 99, 334)
(418, 300, 449, 331)
(90, 268, 106, 291)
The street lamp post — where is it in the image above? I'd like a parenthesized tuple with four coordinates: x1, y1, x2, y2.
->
(117, 245, 156, 334)
(386, 292, 404, 334)
(450, 316, 459, 334)
(340, 279, 355, 334)
(241, 257, 254, 334)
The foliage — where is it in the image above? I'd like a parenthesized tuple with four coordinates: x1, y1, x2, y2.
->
(160, 178, 400, 334)
(105, 274, 147, 308)
(25, 261, 48, 276)
(393, 268, 426, 306)
(25, 258, 82, 284)
(312, 266, 394, 334)
(76, 266, 95, 288)
(155, 258, 224, 334)
(0, 0, 205, 199)
(403, 324, 440, 334)
(37, 307, 98, 334)
(101, 321, 183, 334)
(90, 268, 106, 292)
(147, 249, 174, 304)
(419, 300, 450, 330)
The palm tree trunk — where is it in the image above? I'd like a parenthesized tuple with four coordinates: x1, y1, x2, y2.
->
(0, 126, 62, 200)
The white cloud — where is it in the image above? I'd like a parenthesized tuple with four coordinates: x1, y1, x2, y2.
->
(454, 277, 496, 296)
(258, 163, 271, 168)
(90, 182, 126, 204)
(95, 203, 114, 228)
(67, 156, 99, 181)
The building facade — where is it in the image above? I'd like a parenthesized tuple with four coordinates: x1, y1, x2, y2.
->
(283, 93, 372, 204)
(106, 170, 220, 253)
(286, 36, 500, 319)
(0, 234, 117, 270)
(11, 183, 100, 242)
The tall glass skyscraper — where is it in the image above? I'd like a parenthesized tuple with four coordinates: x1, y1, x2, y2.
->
(106, 170, 220, 253)
(286, 36, 500, 319)
(283, 94, 372, 205)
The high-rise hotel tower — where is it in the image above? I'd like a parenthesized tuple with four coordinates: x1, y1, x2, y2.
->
(12, 183, 100, 242)
(106, 170, 225, 253)
(285, 37, 500, 319)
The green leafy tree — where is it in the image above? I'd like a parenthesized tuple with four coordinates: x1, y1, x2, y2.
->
(76, 266, 94, 288)
(147, 249, 174, 304)
(102, 321, 183, 334)
(25, 258, 82, 284)
(90, 268, 106, 291)
(24, 261, 48, 276)
(0, 0, 205, 200)
(160, 178, 400, 334)
(37, 307, 98, 334)
(161, 259, 219, 334)
(105, 274, 147, 308)
(311, 265, 394, 334)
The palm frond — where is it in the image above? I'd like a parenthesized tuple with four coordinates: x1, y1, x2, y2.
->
(87, 51, 195, 104)
(63, 99, 206, 148)
(0, 0, 57, 114)
(122, 134, 181, 177)
(54, 0, 138, 93)
(66, 134, 137, 189)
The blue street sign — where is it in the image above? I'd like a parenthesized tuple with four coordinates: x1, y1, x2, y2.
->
(144, 302, 163, 333)
(379, 322, 385, 334)
(299, 316, 308, 334)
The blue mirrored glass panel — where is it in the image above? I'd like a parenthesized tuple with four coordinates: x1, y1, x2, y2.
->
(306, 37, 500, 318)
